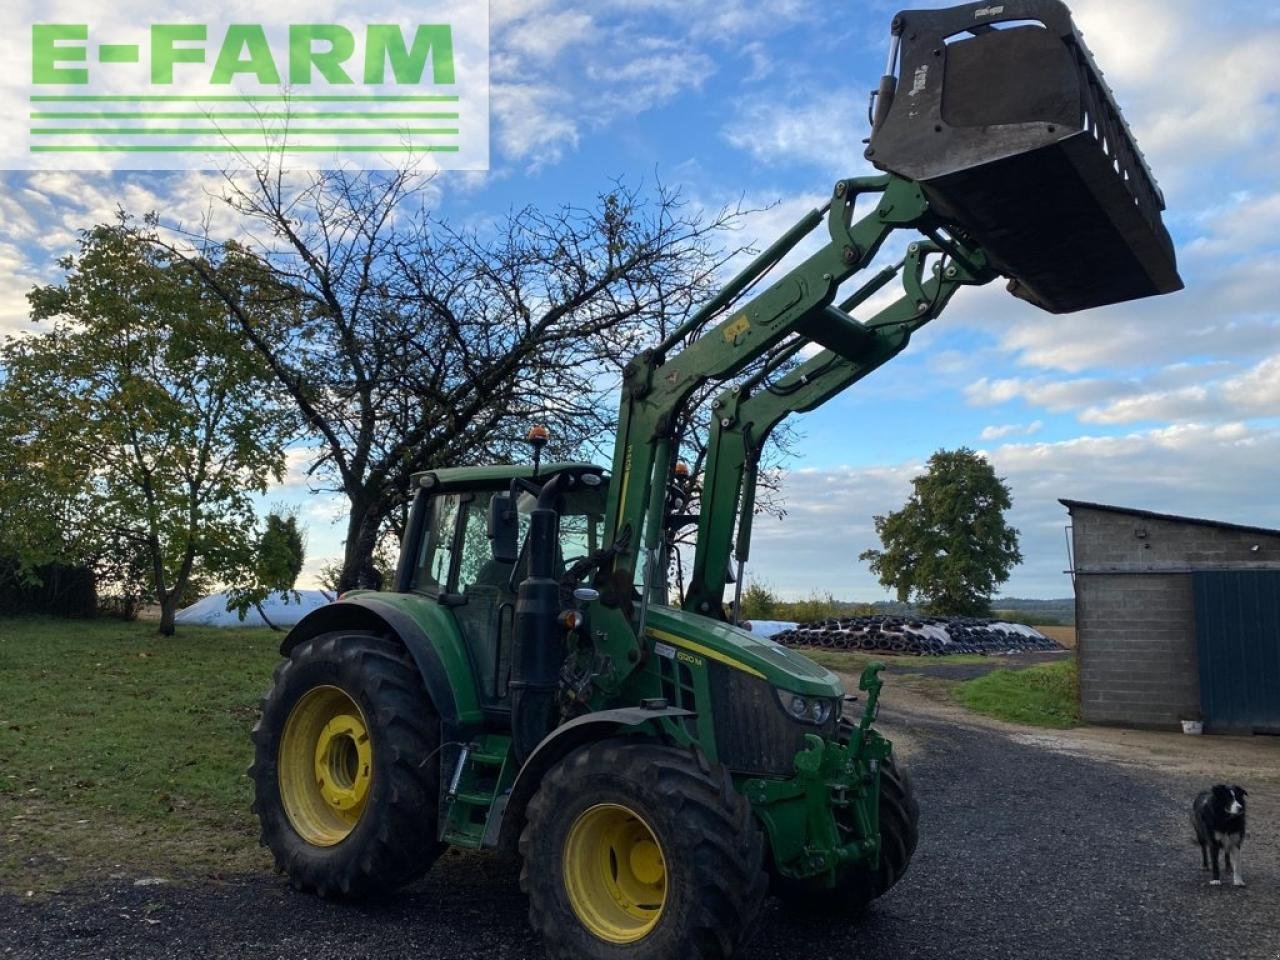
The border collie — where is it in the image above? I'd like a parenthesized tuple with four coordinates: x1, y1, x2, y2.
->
(1192, 784, 1247, 886)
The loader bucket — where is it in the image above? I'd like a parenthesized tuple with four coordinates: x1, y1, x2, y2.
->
(866, 0, 1183, 314)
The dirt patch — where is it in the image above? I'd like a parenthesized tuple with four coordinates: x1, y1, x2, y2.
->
(2, 797, 269, 895)
(860, 668, 1280, 787)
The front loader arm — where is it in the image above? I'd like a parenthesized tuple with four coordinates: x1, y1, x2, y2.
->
(588, 174, 992, 688)
(682, 238, 995, 618)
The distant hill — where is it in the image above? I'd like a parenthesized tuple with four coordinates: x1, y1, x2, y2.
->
(988, 597, 1075, 625)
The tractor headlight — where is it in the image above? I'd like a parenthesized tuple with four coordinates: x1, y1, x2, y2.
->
(776, 689, 837, 725)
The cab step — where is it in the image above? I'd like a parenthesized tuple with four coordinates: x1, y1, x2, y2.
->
(439, 734, 515, 848)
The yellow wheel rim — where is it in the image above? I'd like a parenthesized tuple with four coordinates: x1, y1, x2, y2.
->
(278, 685, 373, 846)
(562, 803, 668, 943)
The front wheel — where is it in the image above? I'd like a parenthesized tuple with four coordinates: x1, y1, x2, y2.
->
(774, 754, 920, 916)
(250, 630, 443, 898)
(520, 740, 767, 959)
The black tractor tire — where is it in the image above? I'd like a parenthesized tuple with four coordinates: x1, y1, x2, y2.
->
(250, 630, 443, 898)
(773, 755, 919, 916)
(520, 739, 768, 960)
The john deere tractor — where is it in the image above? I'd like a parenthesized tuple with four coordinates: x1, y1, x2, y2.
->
(250, 3, 1181, 956)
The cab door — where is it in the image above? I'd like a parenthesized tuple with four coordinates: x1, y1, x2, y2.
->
(451, 494, 520, 707)
(403, 489, 518, 710)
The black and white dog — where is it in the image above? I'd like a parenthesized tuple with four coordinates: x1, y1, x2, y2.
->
(1192, 784, 1247, 886)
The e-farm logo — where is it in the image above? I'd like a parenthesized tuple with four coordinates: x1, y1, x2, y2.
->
(3, 4, 489, 170)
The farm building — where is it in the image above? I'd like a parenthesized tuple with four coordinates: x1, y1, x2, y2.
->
(1063, 500, 1280, 734)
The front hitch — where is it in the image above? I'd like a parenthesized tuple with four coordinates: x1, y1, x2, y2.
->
(849, 660, 885, 756)
(742, 662, 894, 884)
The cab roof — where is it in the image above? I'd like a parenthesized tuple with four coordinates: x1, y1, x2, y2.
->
(413, 461, 604, 491)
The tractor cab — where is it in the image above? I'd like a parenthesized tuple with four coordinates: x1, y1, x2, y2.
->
(397, 460, 607, 712)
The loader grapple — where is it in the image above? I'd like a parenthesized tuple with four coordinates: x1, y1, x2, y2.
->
(867, 0, 1183, 314)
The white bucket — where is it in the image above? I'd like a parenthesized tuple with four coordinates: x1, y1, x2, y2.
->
(1181, 719, 1204, 735)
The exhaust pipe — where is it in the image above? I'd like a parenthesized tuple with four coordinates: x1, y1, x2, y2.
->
(510, 473, 571, 763)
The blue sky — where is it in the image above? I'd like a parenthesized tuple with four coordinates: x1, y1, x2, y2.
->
(2, 0, 1278, 600)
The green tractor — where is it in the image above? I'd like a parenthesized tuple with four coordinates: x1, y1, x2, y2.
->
(250, 2, 1181, 956)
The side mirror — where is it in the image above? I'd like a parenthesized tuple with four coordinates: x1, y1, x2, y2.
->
(488, 494, 519, 564)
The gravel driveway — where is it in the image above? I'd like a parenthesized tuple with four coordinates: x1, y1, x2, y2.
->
(3, 688, 1277, 960)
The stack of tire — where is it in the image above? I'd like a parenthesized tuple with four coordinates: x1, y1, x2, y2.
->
(771, 615, 1062, 656)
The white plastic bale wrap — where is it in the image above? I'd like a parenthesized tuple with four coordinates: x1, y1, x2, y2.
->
(770, 615, 1064, 656)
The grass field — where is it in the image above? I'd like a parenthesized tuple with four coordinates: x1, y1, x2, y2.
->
(0, 617, 280, 890)
(956, 660, 1080, 728)
(800, 646, 1080, 728)
(1035, 625, 1077, 649)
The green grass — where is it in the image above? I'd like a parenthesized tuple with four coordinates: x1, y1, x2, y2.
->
(0, 617, 281, 889)
(956, 659, 1080, 728)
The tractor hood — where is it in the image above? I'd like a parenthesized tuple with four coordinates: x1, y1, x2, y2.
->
(644, 606, 842, 698)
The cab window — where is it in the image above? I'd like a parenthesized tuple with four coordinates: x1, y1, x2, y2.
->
(456, 496, 513, 590)
(411, 493, 461, 593)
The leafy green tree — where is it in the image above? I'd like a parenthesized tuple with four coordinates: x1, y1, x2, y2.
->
(226, 511, 306, 629)
(0, 225, 294, 634)
(738, 582, 778, 620)
(859, 448, 1022, 617)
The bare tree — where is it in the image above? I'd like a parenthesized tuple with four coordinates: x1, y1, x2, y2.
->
(146, 166, 754, 590)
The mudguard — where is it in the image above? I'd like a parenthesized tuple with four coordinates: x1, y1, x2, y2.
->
(488, 705, 694, 849)
(280, 592, 484, 736)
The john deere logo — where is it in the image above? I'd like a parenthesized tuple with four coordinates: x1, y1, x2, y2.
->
(6, 5, 489, 170)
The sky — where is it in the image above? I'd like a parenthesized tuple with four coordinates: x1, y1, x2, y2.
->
(1, 0, 1278, 601)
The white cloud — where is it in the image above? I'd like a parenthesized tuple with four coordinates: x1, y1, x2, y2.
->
(966, 376, 1123, 411)
(277, 447, 326, 489)
(488, 1, 771, 166)
(980, 421, 1043, 441)
(1071, 0, 1280, 196)
(595, 0, 815, 43)
(498, 9, 596, 63)
(1186, 191, 1280, 258)
(586, 47, 715, 115)
(0, 242, 44, 336)
(1079, 386, 1214, 425)
(0, 171, 244, 337)
(490, 83, 580, 166)
(964, 353, 1278, 426)
(721, 90, 878, 178)
(1223, 354, 1280, 410)
(943, 251, 1280, 374)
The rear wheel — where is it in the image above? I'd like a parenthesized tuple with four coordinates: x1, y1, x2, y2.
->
(774, 755, 919, 916)
(520, 740, 767, 959)
(250, 630, 443, 898)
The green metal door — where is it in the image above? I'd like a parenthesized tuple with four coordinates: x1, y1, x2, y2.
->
(1193, 571, 1280, 734)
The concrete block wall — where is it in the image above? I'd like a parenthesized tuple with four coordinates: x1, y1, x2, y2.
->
(1068, 503, 1280, 729)
(1076, 574, 1199, 727)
